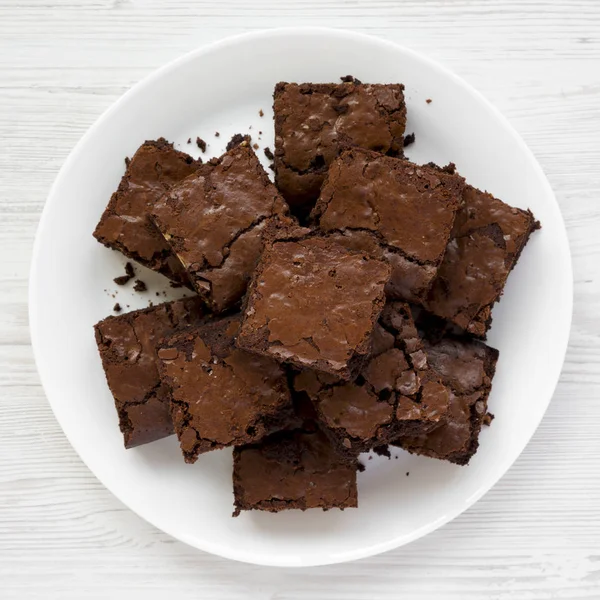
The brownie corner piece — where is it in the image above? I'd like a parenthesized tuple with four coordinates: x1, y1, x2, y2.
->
(93, 138, 200, 286)
(293, 301, 450, 456)
(236, 232, 391, 380)
(232, 426, 358, 515)
(93, 297, 205, 448)
(393, 329, 500, 465)
(157, 314, 294, 463)
(151, 144, 290, 313)
(312, 149, 465, 304)
(273, 81, 406, 218)
(425, 183, 540, 337)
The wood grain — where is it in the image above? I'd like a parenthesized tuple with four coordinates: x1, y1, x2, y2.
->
(1, 0, 599, 598)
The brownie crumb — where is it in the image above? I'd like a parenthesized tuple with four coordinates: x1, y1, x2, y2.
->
(264, 147, 274, 161)
(340, 75, 362, 84)
(226, 133, 251, 152)
(215, 131, 220, 137)
(406, 472, 409, 476)
(196, 137, 207, 152)
(426, 98, 432, 104)
(259, 131, 263, 135)
(252, 143, 259, 150)
(259, 109, 264, 117)
(373, 445, 391, 458)
(187, 138, 192, 144)
(113, 271, 132, 286)
(155, 292, 160, 297)
(113, 302, 122, 312)
(124, 262, 134, 278)
(368, 455, 372, 460)
(124, 157, 130, 167)
(483, 412, 495, 426)
(133, 279, 147, 292)
(170, 281, 183, 289)
(357, 461, 366, 472)
(403, 132, 416, 147)
(268, 164, 275, 171)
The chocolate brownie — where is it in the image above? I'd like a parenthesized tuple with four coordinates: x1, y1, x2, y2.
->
(157, 315, 295, 463)
(93, 139, 201, 286)
(393, 330, 499, 465)
(293, 302, 449, 455)
(236, 231, 391, 380)
(232, 426, 358, 515)
(151, 144, 290, 313)
(425, 178, 540, 337)
(311, 149, 465, 303)
(93, 297, 205, 448)
(274, 81, 406, 218)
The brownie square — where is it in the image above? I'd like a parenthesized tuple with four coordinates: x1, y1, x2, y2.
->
(93, 139, 201, 286)
(274, 81, 406, 218)
(157, 314, 295, 463)
(232, 427, 358, 515)
(293, 302, 449, 455)
(393, 328, 500, 465)
(236, 232, 391, 380)
(93, 297, 206, 448)
(311, 149, 465, 304)
(151, 144, 290, 313)
(425, 179, 540, 337)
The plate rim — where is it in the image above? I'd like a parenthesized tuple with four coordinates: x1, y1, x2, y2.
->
(29, 26, 573, 567)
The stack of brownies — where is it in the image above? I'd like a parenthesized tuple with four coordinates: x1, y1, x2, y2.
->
(93, 77, 539, 515)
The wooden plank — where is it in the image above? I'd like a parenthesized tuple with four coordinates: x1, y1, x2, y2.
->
(1, 0, 599, 597)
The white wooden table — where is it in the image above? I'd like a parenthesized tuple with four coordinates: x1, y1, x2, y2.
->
(1, 1, 599, 598)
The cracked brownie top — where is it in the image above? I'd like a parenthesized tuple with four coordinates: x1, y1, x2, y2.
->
(93, 297, 206, 448)
(157, 314, 295, 464)
(293, 302, 449, 455)
(273, 81, 406, 218)
(311, 148, 466, 303)
(236, 231, 391, 380)
(93, 138, 201, 287)
(233, 426, 358, 515)
(151, 144, 290, 313)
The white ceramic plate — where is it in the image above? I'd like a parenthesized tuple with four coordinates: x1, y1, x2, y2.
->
(29, 28, 572, 567)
